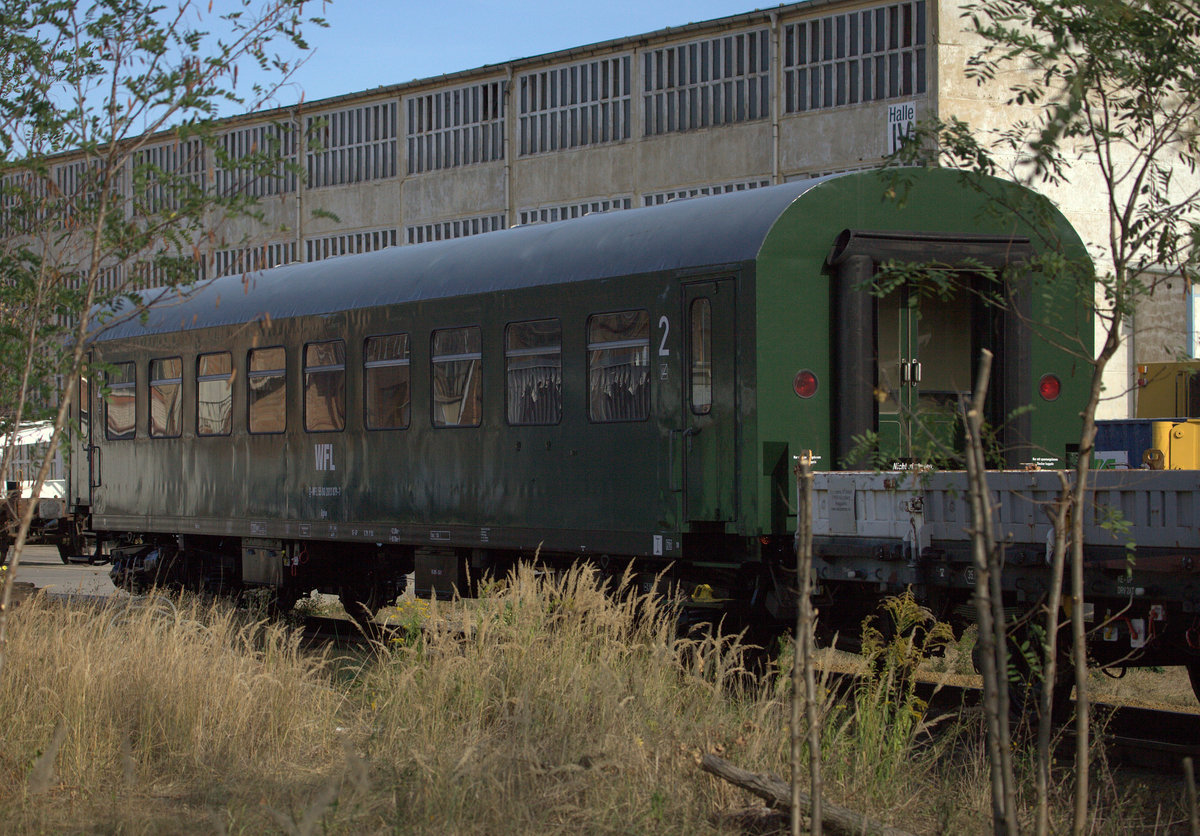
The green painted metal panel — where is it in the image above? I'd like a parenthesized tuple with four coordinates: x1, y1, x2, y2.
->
(682, 279, 738, 523)
(82, 169, 1094, 570)
(751, 169, 1093, 534)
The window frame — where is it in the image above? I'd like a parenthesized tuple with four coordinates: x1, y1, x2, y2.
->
(363, 332, 412, 431)
(517, 55, 632, 156)
(689, 299, 713, 415)
(78, 371, 90, 440)
(430, 325, 483, 428)
(247, 346, 287, 435)
(782, 0, 927, 114)
(505, 318, 563, 426)
(405, 81, 506, 174)
(103, 361, 137, 441)
(306, 101, 398, 188)
(303, 339, 347, 433)
(196, 351, 234, 437)
(148, 356, 183, 438)
(642, 29, 772, 136)
(586, 309, 651, 423)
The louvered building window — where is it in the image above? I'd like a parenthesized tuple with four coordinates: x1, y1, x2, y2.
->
(783, 1, 926, 112)
(306, 101, 398, 188)
(132, 138, 206, 214)
(213, 241, 297, 278)
(306, 228, 398, 262)
(406, 81, 506, 173)
(518, 197, 631, 226)
(405, 214, 506, 245)
(643, 29, 770, 136)
(215, 122, 297, 197)
(519, 57, 631, 155)
(642, 178, 770, 206)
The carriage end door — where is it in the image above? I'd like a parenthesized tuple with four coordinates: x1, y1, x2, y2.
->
(682, 280, 736, 523)
(876, 282, 975, 464)
(71, 356, 94, 509)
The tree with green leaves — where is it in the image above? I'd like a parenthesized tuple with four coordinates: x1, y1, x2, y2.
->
(0, 0, 325, 677)
(893, 1, 1200, 833)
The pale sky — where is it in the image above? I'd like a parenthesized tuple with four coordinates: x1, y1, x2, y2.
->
(243, 0, 774, 113)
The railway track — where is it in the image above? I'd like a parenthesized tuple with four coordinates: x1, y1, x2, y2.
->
(29, 581, 409, 647)
(914, 675, 1200, 772)
(1102, 705, 1200, 771)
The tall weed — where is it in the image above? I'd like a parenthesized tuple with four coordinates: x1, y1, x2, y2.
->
(0, 593, 344, 818)
(359, 564, 767, 833)
(0, 573, 1188, 833)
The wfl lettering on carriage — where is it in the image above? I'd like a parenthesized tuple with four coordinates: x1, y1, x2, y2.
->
(308, 443, 343, 521)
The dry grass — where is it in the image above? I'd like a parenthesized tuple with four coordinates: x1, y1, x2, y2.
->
(0, 567, 1193, 834)
(0, 594, 347, 832)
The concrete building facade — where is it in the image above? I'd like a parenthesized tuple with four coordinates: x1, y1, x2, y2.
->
(8, 0, 1185, 419)
(268, 1, 931, 252)
(91, 1, 934, 271)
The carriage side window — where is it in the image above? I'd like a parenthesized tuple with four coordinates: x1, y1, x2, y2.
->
(689, 299, 712, 415)
(431, 326, 482, 427)
(197, 352, 233, 436)
(304, 340, 346, 432)
(104, 361, 136, 440)
(248, 347, 286, 434)
(149, 356, 183, 437)
(506, 319, 562, 425)
(587, 310, 650, 422)
(364, 333, 410, 430)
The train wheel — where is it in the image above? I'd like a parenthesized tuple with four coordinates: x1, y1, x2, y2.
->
(79, 534, 108, 565)
(1009, 666, 1074, 724)
(988, 634, 1074, 724)
(57, 518, 85, 564)
(339, 585, 382, 631)
(273, 586, 301, 617)
(1185, 663, 1200, 705)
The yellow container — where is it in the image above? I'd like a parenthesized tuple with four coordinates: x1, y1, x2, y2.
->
(1136, 361, 1200, 419)
(1148, 419, 1200, 469)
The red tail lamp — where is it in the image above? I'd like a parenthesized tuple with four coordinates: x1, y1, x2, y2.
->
(1039, 374, 1061, 401)
(794, 369, 818, 399)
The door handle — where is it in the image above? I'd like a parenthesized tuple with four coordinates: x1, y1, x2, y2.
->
(669, 430, 682, 492)
(670, 427, 702, 493)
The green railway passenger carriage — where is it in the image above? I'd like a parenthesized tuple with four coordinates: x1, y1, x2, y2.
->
(68, 169, 1093, 622)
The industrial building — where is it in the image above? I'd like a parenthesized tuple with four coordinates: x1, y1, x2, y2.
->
(5, 0, 1188, 418)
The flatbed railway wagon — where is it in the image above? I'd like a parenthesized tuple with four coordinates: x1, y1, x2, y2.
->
(66, 169, 1092, 623)
(0, 421, 87, 563)
(809, 469, 1200, 700)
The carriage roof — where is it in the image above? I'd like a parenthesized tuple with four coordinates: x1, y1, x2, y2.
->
(96, 175, 837, 341)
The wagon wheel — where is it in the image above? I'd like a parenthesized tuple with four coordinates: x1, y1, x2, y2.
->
(974, 633, 1074, 724)
(339, 585, 383, 633)
(1009, 659, 1074, 724)
(57, 518, 86, 564)
(1185, 663, 1200, 706)
(86, 537, 109, 565)
(273, 585, 301, 617)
